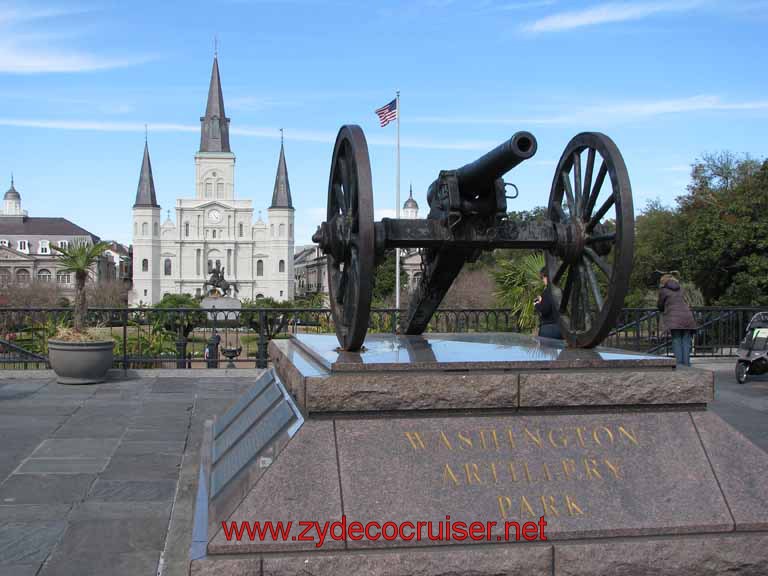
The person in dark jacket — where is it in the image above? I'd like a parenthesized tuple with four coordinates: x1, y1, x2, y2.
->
(534, 267, 562, 339)
(657, 274, 698, 366)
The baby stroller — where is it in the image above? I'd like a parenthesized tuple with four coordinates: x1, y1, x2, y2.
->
(735, 312, 768, 384)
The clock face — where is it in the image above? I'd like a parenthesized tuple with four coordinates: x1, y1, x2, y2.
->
(209, 210, 221, 223)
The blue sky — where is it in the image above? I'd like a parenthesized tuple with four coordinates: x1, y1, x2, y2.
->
(1, 0, 767, 246)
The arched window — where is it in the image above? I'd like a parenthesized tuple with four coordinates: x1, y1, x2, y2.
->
(142, 222, 148, 235)
(215, 259, 221, 270)
(37, 269, 51, 282)
(217, 182, 224, 196)
(256, 293, 264, 299)
(0, 268, 10, 285)
(208, 259, 213, 273)
(257, 260, 264, 276)
(56, 271, 70, 284)
(153, 222, 159, 236)
(164, 258, 172, 276)
(289, 224, 293, 237)
(206, 182, 213, 198)
(134, 222, 138, 235)
(279, 260, 285, 273)
(239, 223, 243, 237)
(270, 224, 274, 237)
(184, 222, 190, 237)
(279, 223, 285, 237)
(142, 259, 148, 272)
(212, 230, 217, 239)
(16, 269, 30, 284)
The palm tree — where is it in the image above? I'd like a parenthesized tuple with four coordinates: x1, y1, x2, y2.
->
(52, 241, 110, 333)
(493, 251, 545, 333)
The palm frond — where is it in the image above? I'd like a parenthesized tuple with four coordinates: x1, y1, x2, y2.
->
(51, 241, 110, 275)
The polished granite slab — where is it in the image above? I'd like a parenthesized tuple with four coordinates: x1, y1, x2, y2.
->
(292, 333, 675, 372)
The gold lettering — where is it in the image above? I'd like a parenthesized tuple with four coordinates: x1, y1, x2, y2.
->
(618, 425, 639, 446)
(548, 428, 568, 448)
(519, 495, 536, 518)
(457, 432, 473, 449)
(404, 431, 426, 450)
(524, 428, 543, 448)
(498, 495, 513, 520)
(478, 429, 500, 450)
(583, 458, 603, 480)
(490, 462, 499, 483)
(438, 431, 453, 450)
(508, 462, 519, 482)
(464, 463, 483, 485)
(561, 459, 577, 480)
(505, 428, 517, 448)
(443, 464, 460, 486)
(575, 427, 588, 448)
(540, 495, 560, 517)
(541, 462, 554, 481)
(592, 426, 614, 446)
(565, 495, 585, 516)
(522, 461, 533, 483)
(604, 457, 622, 480)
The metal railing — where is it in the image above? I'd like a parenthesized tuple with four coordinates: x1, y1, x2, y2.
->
(0, 305, 764, 370)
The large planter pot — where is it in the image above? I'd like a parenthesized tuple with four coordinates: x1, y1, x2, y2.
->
(48, 340, 115, 384)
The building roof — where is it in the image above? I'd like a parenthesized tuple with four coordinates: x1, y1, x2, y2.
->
(404, 184, 418, 210)
(134, 141, 159, 208)
(4, 176, 20, 201)
(270, 140, 293, 209)
(199, 56, 231, 153)
(0, 217, 100, 241)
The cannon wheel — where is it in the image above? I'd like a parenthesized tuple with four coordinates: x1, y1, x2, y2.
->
(325, 125, 375, 351)
(545, 132, 634, 348)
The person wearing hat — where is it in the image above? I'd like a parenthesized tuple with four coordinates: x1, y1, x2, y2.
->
(534, 267, 563, 340)
(657, 273, 698, 366)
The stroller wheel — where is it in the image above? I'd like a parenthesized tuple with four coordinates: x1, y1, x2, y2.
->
(736, 361, 749, 384)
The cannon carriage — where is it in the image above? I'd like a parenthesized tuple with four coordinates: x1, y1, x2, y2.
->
(312, 125, 634, 351)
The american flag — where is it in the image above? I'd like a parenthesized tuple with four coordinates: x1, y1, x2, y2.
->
(375, 98, 398, 127)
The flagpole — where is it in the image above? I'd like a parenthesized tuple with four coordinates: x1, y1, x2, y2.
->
(395, 90, 401, 321)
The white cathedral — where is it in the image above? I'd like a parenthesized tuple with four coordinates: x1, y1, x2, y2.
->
(130, 56, 295, 306)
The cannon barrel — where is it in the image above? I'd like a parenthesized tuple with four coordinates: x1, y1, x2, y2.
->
(456, 131, 537, 191)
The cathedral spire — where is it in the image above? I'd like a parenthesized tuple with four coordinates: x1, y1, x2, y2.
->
(271, 136, 293, 209)
(134, 141, 159, 208)
(199, 55, 231, 153)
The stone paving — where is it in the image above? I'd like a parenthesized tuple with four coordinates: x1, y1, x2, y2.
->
(0, 370, 256, 576)
(0, 362, 765, 576)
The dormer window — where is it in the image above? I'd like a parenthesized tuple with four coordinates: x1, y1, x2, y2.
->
(58, 240, 69, 249)
(39, 240, 50, 255)
(17, 240, 28, 252)
(0, 239, 8, 247)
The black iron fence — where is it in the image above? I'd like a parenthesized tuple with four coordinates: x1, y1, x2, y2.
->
(0, 306, 764, 370)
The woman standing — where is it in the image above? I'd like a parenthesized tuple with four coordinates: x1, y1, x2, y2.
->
(534, 267, 562, 340)
(657, 273, 698, 366)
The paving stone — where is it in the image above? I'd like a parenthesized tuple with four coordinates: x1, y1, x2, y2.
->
(0, 504, 71, 521)
(100, 453, 182, 480)
(0, 474, 95, 505)
(53, 413, 130, 438)
(0, 520, 67, 563)
(40, 547, 161, 576)
(31, 438, 121, 459)
(52, 517, 168, 556)
(15, 457, 109, 474)
(123, 426, 190, 441)
(150, 379, 197, 394)
(111, 441, 187, 456)
(0, 563, 42, 576)
(70, 500, 172, 520)
(87, 479, 177, 502)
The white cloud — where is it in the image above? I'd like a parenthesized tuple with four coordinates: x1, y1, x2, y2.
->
(409, 95, 768, 126)
(523, 1, 700, 33)
(0, 4, 153, 73)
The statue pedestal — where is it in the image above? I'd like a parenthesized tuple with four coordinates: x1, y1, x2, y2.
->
(200, 295, 241, 323)
(191, 334, 768, 575)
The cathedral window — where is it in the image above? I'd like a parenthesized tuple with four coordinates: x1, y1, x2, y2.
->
(212, 230, 217, 239)
(208, 260, 213, 273)
(142, 259, 148, 272)
(238, 223, 243, 237)
(217, 182, 224, 196)
(134, 223, 138, 235)
(279, 260, 285, 273)
(215, 259, 221, 270)
(164, 259, 172, 276)
(153, 222, 159, 236)
(270, 224, 274, 237)
(279, 223, 285, 237)
(257, 260, 264, 276)
(206, 182, 213, 198)
(185, 222, 190, 237)
(142, 222, 148, 235)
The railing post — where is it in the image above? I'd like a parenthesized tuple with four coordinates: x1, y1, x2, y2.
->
(257, 309, 268, 369)
(122, 309, 128, 373)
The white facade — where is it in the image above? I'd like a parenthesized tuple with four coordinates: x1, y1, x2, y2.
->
(130, 56, 294, 306)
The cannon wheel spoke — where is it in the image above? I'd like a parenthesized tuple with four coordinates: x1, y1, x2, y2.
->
(546, 132, 634, 348)
(325, 126, 375, 351)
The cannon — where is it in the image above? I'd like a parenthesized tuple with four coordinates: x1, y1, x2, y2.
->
(312, 125, 634, 351)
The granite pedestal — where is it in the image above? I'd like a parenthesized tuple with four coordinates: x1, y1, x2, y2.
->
(190, 333, 768, 576)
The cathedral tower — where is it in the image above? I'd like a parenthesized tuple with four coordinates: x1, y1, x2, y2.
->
(267, 135, 295, 300)
(131, 141, 161, 304)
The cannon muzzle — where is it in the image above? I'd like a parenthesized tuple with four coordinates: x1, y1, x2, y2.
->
(457, 131, 537, 190)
